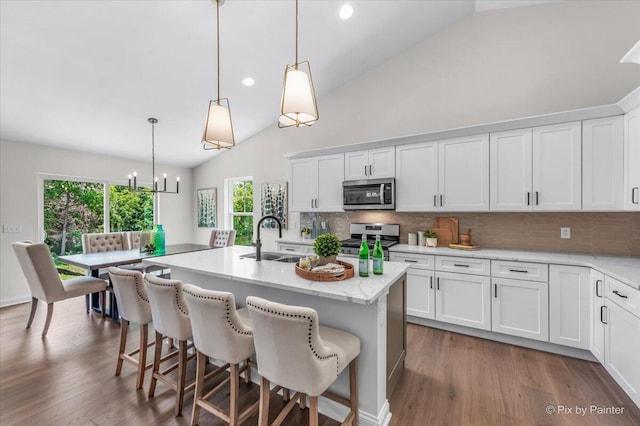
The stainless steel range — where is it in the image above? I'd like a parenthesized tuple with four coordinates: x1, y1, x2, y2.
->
(339, 223, 400, 260)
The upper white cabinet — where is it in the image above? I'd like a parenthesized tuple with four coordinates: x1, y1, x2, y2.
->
(624, 106, 640, 210)
(288, 153, 344, 212)
(344, 147, 395, 180)
(582, 116, 624, 211)
(490, 129, 533, 211)
(396, 135, 489, 211)
(491, 123, 581, 211)
(532, 122, 582, 210)
(549, 265, 590, 350)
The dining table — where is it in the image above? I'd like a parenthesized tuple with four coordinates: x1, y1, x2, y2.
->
(58, 243, 212, 320)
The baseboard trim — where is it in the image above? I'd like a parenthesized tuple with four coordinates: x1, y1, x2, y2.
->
(408, 316, 597, 362)
(0, 295, 31, 308)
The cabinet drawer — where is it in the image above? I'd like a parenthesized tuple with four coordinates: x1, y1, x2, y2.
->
(491, 261, 548, 282)
(606, 275, 640, 319)
(435, 256, 490, 276)
(389, 253, 434, 269)
(277, 244, 313, 254)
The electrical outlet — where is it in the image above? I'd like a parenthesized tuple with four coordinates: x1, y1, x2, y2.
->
(2, 224, 22, 233)
(560, 227, 571, 239)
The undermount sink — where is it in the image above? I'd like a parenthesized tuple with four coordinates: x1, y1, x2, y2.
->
(239, 252, 301, 263)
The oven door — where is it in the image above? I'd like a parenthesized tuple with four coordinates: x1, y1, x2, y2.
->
(343, 178, 395, 210)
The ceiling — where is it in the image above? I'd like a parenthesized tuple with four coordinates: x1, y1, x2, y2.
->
(1, 0, 548, 168)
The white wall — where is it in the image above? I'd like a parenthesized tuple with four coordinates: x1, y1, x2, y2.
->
(0, 140, 193, 306)
(193, 0, 640, 249)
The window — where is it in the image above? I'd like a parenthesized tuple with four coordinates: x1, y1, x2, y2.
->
(227, 177, 253, 246)
(108, 184, 154, 232)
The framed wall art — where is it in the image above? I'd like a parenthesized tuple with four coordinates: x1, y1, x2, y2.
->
(197, 188, 217, 227)
(261, 182, 287, 230)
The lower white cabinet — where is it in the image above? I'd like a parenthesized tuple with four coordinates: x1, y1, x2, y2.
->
(549, 265, 590, 350)
(406, 267, 435, 320)
(435, 271, 491, 331)
(590, 270, 606, 364)
(492, 278, 549, 341)
(276, 242, 314, 254)
(604, 298, 640, 407)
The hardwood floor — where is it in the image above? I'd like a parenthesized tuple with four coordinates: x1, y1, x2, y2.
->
(1, 298, 638, 425)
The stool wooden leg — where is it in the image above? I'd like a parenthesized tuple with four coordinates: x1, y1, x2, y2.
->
(309, 396, 318, 426)
(244, 357, 251, 383)
(175, 339, 188, 416)
(259, 376, 270, 426)
(350, 357, 359, 426)
(136, 323, 148, 390)
(116, 320, 129, 376)
(42, 303, 54, 337)
(148, 331, 163, 398)
(230, 363, 239, 426)
(283, 388, 290, 401)
(26, 297, 38, 328)
(190, 350, 207, 426)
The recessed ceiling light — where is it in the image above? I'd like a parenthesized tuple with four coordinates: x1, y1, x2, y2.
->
(339, 4, 353, 20)
(241, 77, 255, 87)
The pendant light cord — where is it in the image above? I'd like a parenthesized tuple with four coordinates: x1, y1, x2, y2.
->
(151, 120, 155, 186)
(217, 0, 220, 102)
(295, 0, 298, 67)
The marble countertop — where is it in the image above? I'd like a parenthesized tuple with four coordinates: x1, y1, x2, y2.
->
(144, 246, 409, 305)
(389, 245, 640, 290)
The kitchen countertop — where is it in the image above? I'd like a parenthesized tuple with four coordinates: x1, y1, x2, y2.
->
(276, 237, 316, 245)
(144, 245, 408, 305)
(389, 245, 640, 290)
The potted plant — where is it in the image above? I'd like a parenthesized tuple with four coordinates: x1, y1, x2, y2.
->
(424, 230, 438, 248)
(313, 234, 341, 265)
(300, 226, 311, 240)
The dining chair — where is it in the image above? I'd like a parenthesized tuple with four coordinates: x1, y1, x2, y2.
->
(123, 231, 166, 275)
(182, 284, 257, 426)
(246, 296, 360, 426)
(209, 229, 236, 248)
(11, 240, 107, 337)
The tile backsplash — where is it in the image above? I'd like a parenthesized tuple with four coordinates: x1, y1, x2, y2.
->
(301, 212, 640, 257)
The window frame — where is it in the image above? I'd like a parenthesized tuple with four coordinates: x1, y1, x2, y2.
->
(224, 176, 254, 245)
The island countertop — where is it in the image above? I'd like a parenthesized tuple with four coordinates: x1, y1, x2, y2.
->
(144, 246, 408, 305)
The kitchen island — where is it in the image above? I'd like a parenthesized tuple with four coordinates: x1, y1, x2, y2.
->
(144, 245, 408, 426)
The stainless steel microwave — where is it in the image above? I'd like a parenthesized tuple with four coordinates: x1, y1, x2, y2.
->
(343, 178, 395, 210)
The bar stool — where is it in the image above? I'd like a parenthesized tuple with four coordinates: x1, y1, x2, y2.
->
(144, 274, 195, 416)
(246, 296, 360, 426)
(108, 267, 154, 390)
(182, 284, 258, 426)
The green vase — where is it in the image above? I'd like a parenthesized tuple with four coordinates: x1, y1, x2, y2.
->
(152, 224, 165, 255)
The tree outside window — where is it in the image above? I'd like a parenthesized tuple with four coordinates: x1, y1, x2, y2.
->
(230, 179, 253, 246)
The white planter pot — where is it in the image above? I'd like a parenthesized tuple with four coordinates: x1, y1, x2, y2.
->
(426, 238, 438, 248)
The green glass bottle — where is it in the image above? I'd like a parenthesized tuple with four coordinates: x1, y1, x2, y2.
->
(358, 234, 369, 277)
(372, 235, 384, 275)
(153, 224, 165, 255)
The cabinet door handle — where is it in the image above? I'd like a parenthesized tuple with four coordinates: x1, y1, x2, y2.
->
(494, 283, 498, 298)
(404, 259, 418, 263)
(509, 269, 528, 273)
(364, 165, 368, 176)
(600, 305, 607, 324)
(595, 280, 602, 298)
(433, 195, 437, 207)
(437, 277, 440, 290)
(535, 191, 539, 205)
(369, 165, 372, 176)
(527, 192, 530, 206)
(612, 290, 628, 299)
(311, 199, 314, 209)
(440, 195, 443, 207)
(430, 276, 433, 289)
(285, 248, 295, 251)
(453, 263, 469, 268)
(633, 187, 639, 204)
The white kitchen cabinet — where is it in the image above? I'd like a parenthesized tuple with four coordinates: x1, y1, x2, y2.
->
(490, 129, 533, 211)
(604, 298, 640, 407)
(532, 122, 582, 210)
(395, 142, 439, 211)
(344, 147, 395, 180)
(492, 277, 549, 342)
(590, 270, 606, 364)
(582, 116, 624, 211)
(438, 135, 490, 211)
(435, 271, 491, 331)
(288, 154, 344, 212)
(277, 243, 315, 254)
(624, 106, 640, 210)
(549, 265, 590, 349)
(406, 267, 436, 320)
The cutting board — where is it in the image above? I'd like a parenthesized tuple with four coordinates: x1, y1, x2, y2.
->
(432, 229, 453, 246)
(435, 217, 459, 244)
(449, 243, 481, 250)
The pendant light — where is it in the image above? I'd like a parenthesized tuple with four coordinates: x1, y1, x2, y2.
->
(278, 0, 319, 128)
(202, 0, 235, 150)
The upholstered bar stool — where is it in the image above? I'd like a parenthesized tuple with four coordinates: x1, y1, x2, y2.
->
(246, 296, 361, 426)
(144, 274, 195, 416)
(182, 284, 258, 426)
(108, 267, 154, 390)
(209, 229, 236, 248)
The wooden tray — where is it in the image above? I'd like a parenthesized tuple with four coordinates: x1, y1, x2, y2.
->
(295, 260, 354, 282)
(448, 244, 481, 250)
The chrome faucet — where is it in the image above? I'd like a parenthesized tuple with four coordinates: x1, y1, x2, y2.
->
(255, 215, 282, 261)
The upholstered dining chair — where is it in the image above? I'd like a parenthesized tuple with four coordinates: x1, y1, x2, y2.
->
(108, 267, 153, 390)
(122, 231, 166, 275)
(247, 296, 361, 426)
(208, 229, 236, 248)
(182, 284, 257, 426)
(11, 241, 107, 337)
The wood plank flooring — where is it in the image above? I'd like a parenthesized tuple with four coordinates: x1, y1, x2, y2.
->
(1, 298, 638, 425)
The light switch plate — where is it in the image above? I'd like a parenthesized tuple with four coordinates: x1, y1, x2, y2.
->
(3, 224, 22, 233)
(560, 227, 571, 239)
